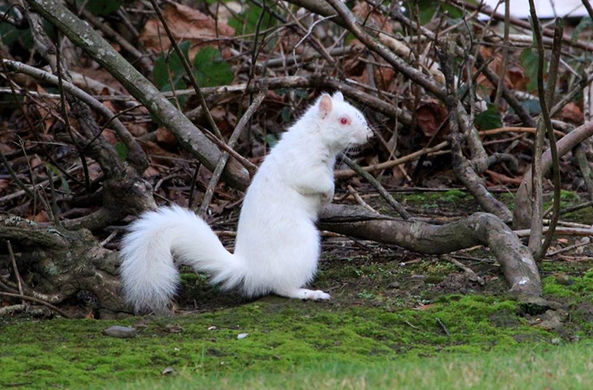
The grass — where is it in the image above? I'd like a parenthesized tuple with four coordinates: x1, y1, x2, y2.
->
(121, 341, 593, 390)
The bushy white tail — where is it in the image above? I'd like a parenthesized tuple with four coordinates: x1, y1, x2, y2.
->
(120, 206, 244, 313)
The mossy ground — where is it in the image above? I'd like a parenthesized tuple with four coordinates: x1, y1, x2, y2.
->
(1, 190, 592, 389)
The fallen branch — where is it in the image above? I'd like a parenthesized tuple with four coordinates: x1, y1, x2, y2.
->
(320, 204, 542, 300)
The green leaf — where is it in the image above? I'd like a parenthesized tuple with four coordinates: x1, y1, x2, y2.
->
(76, 0, 122, 16)
(153, 41, 191, 90)
(192, 47, 233, 87)
(264, 134, 277, 148)
(572, 17, 592, 42)
(45, 163, 70, 195)
(114, 142, 128, 161)
(0, 6, 33, 48)
(474, 103, 502, 130)
(281, 107, 291, 123)
(228, 4, 275, 35)
(520, 48, 540, 93)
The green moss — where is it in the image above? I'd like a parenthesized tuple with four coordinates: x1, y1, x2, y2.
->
(543, 268, 593, 301)
(395, 190, 469, 208)
(0, 293, 558, 389)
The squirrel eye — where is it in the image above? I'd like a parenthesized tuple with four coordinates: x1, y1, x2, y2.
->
(340, 117, 349, 125)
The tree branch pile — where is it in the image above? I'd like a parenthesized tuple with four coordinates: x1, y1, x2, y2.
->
(1, 0, 592, 315)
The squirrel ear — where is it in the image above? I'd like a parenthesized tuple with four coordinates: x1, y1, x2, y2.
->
(332, 91, 344, 102)
(318, 93, 332, 119)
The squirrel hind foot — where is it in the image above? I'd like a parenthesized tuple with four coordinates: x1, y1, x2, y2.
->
(276, 288, 331, 300)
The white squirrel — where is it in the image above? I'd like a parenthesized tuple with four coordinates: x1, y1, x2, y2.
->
(120, 91, 372, 313)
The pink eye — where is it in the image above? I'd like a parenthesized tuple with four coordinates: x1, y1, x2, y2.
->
(340, 117, 349, 125)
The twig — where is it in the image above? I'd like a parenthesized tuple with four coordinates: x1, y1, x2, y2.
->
(557, 201, 593, 216)
(54, 32, 91, 192)
(187, 162, 201, 209)
(198, 91, 266, 216)
(347, 185, 377, 214)
(0, 145, 35, 200)
(148, 0, 223, 140)
(493, 0, 510, 107)
(436, 317, 450, 337)
(340, 155, 411, 220)
(335, 141, 448, 178)
(1, 59, 148, 172)
(443, 254, 485, 285)
(0, 291, 71, 318)
(323, 0, 447, 99)
(44, 165, 60, 225)
(528, 9, 563, 261)
(0, 304, 28, 316)
(6, 240, 24, 303)
(546, 240, 592, 257)
(514, 227, 593, 237)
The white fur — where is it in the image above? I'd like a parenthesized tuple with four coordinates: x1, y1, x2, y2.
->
(120, 91, 372, 313)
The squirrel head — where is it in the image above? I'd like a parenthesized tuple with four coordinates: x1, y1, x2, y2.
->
(315, 91, 372, 152)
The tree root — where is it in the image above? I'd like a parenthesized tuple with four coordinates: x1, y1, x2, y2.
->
(320, 204, 542, 301)
(0, 215, 127, 317)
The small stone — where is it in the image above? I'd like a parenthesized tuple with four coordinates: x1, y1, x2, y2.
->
(237, 333, 249, 340)
(207, 326, 217, 331)
(388, 281, 400, 289)
(162, 367, 175, 375)
(533, 310, 564, 331)
(551, 338, 561, 345)
(165, 324, 183, 333)
(102, 326, 137, 338)
(554, 272, 574, 286)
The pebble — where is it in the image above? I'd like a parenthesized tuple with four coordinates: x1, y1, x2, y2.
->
(102, 326, 137, 338)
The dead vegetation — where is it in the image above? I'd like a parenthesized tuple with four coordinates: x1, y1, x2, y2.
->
(0, 0, 592, 317)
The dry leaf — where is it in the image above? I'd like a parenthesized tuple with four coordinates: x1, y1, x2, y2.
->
(560, 102, 583, 124)
(156, 127, 178, 147)
(416, 99, 448, 137)
(101, 129, 118, 145)
(143, 166, 160, 178)
(29, 210, 49, 222)
(140, 3, 234, 59)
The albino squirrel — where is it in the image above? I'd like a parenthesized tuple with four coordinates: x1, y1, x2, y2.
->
(120, 91, 372, 313)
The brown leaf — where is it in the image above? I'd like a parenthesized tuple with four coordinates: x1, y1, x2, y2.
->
(140, 3, 234, 59)
(416, 100, 448, 137)
(475, 47, 528, 95)
(352, 2, 391, 33)
(156, 127, 178, 147)
(0, 179, 10, 194)
(560, 102, 583, 124)
(101, 129, 118, 145)
(29, 210, 49, 222)
(143, 166, 160, 178)
(485, 170, 522, 185)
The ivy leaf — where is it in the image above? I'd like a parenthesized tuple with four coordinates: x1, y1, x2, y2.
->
(45, 163, 70, 195)
(520, 49, 540, 93)
(228, 4, 275, 35)
(114, 142, 128, 161)
(475, 103, 502, 130)
(192, 47, 233, 87)
(153, 41, 191, 91)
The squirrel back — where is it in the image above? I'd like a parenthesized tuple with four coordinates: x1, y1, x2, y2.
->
(120, 91, 371, 313)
